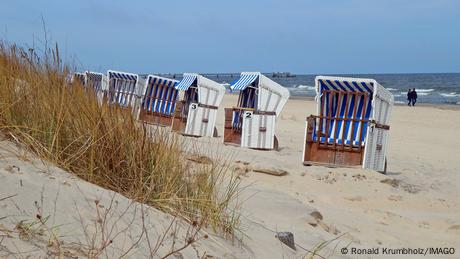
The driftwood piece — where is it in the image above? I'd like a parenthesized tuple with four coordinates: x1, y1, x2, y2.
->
(252, 167, 288, 176)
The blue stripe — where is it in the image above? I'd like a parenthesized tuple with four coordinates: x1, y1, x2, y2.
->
(325, 80, 338, 91)
(166, 81, 177, 114)
(155, 80, 164, 112)
(147, 77, 158, 111)
(352, 82, 364, 92)
(342, 94, 356, 143)
(352, 95, 365, 143)
(170, 90, 179, 114)
(143, 77, 153, 109)
(361, 82, 373, 93)
(165, 84, 173, 114)
(334, 80, 348, 91)
(343, 81, 355, 92)
(160, 84, 170, 114)
(334, 94, 348, 140)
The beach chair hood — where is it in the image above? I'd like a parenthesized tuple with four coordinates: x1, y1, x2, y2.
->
(315, 76, 394, 125)
(230, 72, 290, 115)
(176, 73, 225, 107)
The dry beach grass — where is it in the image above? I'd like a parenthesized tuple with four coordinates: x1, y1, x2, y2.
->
(0, 42, 240, 238)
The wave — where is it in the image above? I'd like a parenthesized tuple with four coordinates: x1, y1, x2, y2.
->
(386, 88, 397, 91)
(440, 92, 460, 97)
(295, 85, 315, 90)
(400, 91, 432, 96)
(393, 94, 402, 97)
(416, 88, 435, 93)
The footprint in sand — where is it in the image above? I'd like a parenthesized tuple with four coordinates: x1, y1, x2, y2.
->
(380, 178, 421, 194)
(418, 221, 430, 229)
(352, 174, 367, 181)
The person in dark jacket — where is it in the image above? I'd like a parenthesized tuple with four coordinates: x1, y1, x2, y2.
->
(407, 89, 412, 106)
(411, 88, 417, 106)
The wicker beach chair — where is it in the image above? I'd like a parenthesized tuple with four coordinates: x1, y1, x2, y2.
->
(303, 76, 394, 172)
(224, 72, 290, 150)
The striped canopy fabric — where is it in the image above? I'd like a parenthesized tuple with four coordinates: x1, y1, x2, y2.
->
(175, 74, 197, 91)
(318, 78, 373, 94)
(108, 71, 138, 107)
(313, 77, 375, 146)
(230, 73, 259, 91)
(108, 71, 137, 81)
(142, 76, 179, 115)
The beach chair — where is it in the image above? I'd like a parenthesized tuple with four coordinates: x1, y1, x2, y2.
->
(224, 72, 290, 150)
(71, 72, 86, 85)
(171, 73, 225, 137)
(70, 71, 108, 104)
(303, 76, 394, 172)
(138, 75, 179, 127)
(107, 70, 145, 114)
(86, 71, 108, 104)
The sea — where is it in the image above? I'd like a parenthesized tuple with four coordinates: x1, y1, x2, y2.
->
(196, 73, 460, 105)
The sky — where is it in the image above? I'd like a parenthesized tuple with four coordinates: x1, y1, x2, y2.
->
(1, 0, 459, 74)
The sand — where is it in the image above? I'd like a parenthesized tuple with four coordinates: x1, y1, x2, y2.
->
(1, 95, 459, 258)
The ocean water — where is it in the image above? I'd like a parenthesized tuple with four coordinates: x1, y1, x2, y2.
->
(199, 73, 460, 105)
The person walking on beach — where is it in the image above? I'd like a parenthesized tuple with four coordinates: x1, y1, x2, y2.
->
(411, 88, 417, 106)
(407, 89, 413, 106)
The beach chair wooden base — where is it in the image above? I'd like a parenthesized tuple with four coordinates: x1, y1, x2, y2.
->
(303, 114, 365, 167)
(223, 128, 242, 145)
(138, 110, 173, 127)
(223, 108, 242, 145)
(303, 142, 364, 167)
(302, 161, 362, 169)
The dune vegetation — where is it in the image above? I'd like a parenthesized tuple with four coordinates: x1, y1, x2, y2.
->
(0, 42, 240, 236)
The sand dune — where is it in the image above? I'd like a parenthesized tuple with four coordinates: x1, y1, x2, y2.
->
(1, 95, 459, 258)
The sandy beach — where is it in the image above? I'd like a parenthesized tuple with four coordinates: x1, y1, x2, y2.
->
(1, 94, 460, 258)
(182, 94, 460, 257)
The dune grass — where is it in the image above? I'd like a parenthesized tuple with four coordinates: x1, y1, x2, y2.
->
(0, 42, 240, 235)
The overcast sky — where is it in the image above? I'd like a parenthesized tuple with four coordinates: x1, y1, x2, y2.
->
(1, 0, 459, 74)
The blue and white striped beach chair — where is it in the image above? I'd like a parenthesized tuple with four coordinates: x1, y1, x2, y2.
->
(303, 76, 394, 172)
(171, 73, 225, 137)
(224, 72, 290, 150)
(107, 70, 141, 111)
(85, 71, 107, 104)
(138, 75, 179, 126)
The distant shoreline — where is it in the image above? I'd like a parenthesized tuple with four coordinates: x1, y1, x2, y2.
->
(226, 92, 460, 110)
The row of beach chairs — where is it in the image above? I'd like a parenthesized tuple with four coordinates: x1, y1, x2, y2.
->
(71, 71, 393, 173)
